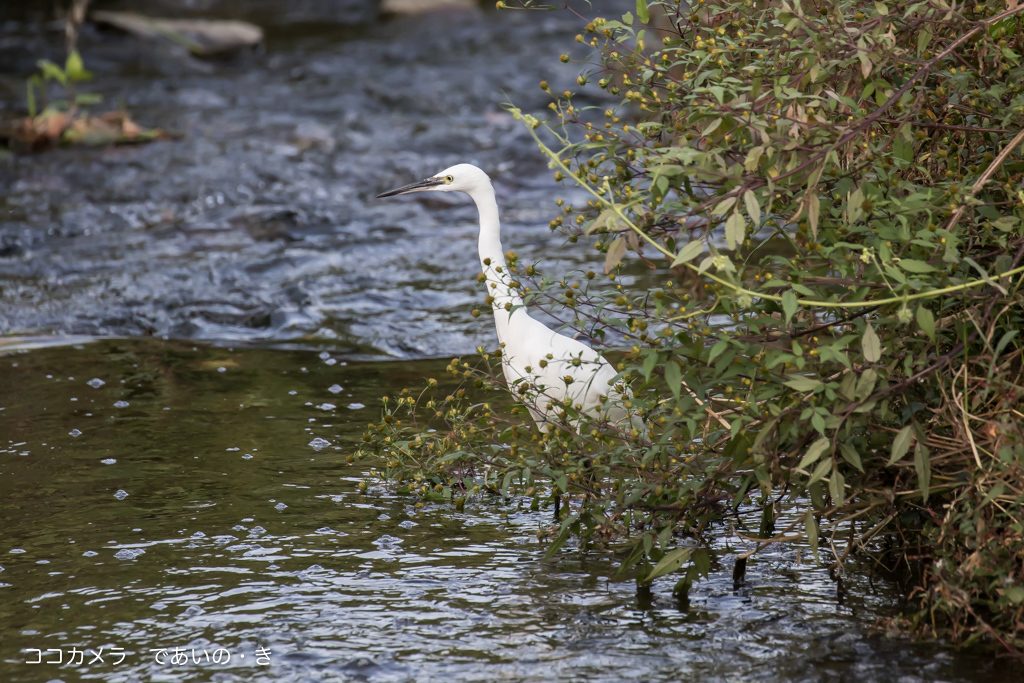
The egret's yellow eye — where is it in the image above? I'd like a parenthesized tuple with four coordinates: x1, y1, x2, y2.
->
(445, 175, 454, 184)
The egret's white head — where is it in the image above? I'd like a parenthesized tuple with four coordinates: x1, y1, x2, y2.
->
(376, 163, 492, 198)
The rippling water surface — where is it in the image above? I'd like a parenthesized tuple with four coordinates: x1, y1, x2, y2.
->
(0, 339, 1015, 682)
(1, 3, 1020, 681)
(0, 1, 610, 356)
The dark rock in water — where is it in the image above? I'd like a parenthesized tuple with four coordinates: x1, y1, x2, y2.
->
(0, 237, 23, 259)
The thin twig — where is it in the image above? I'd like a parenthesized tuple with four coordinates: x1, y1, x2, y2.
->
(943, 128, 1024, 234)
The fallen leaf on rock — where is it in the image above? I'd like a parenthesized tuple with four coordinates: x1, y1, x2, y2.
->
(92, 11, 263, 57)
(1, 110, 168, 150)
(381, 0, 477, 13)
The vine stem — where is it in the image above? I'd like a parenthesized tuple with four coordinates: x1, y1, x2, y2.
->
(517, 120, 1024, 310)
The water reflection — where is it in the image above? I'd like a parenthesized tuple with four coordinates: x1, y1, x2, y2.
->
(0, 339, 1009, 681)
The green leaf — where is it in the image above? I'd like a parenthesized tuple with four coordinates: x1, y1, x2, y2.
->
(888, 426, 914, 465)
(854, 368, 877, 401)
(898, 259, 937, 273)
(691, 547, 711, 577)
(615, 538, 647, 577)
(847, 186, 864, 223)
(894, 135, 914, 164)
(743, 190, 761, 226)
(707, 339, 729, 363)
(635, 0, 650, 24)
(805, 510, 819, 564)
(604, 236, 626, 273)
(37, 59, 67, 85)
(645, 547, 691, 583)
(839, 442, 864, 472)
(782, 290, 798, 324)
(657, 524, 672, 550)
(874, 1, 888, 15)
(759, 501, 775, 538)
(703, 117, 723, 137)
(839, 372, 856, 400)
(642, 351, 658, 381)
(725, 211, 745, 250)
(587, 208, 625, 234)
(74, 93, 103, 106)
(916, 306, 935, 340)
(671, 240, 703, 265)
(808, 458, 832, 486)
(914, 441, 931, 502)
(1006, 585, 1024, 604)
(862, 323, 881, 363)
(752, 417, 779, 453)
(744, 145, 764, 171)
(501, 470, 514, 496)
(651, 164, 684, 179)
(64, 49, 91, 82)
(995, 330, 1019, 360)
(622, 11, 633, 25)
(784, 376, 823, 392)
(829, 468, 845, 503)
(917, 29, 933, 57)
(964, 257, 1008, 294)
(811, 412, 826, 436)
(712, 196, 736, 215)
(856, 38, 872, 79)
(544, 525, 571, 559)
(992, 216, 1018, 232)
(806, 193, 820, 238)
(798, 437, 830, 469)
(664, 359, 682, 400)
(653, 175, 669, 196)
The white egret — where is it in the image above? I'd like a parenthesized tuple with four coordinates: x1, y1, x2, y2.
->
(377, 163, 643, 437)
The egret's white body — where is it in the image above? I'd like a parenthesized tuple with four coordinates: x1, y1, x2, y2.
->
(377, 163, 641, 434)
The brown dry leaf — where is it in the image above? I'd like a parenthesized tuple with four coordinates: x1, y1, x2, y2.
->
(39, 111, 70, 140)
(121, 117, 142, 139)
(1, 111, 69, 148)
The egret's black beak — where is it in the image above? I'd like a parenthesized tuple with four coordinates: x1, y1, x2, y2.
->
(375, 177, 444, 198)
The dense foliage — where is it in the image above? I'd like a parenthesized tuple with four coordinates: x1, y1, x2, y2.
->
(361, 0, 1024, 650)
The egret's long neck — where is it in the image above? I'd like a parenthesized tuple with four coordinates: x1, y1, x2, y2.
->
(470, 186, 524, 329)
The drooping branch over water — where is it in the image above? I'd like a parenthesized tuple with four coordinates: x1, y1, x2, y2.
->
(361, 0, 1024, 652)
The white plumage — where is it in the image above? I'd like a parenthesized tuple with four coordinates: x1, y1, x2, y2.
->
(377, 163, 642, 435)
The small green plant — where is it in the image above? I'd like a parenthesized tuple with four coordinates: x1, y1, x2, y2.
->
(26, 50, 100, 118)
(8, 46, 163, 149)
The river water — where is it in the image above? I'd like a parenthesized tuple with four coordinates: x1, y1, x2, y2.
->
(0, 0, 601, 356)
(0, 338, 1011, 682)
(0, 2, 1019, 681)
